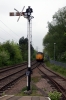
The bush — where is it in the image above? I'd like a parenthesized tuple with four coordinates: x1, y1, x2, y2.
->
(0, 41, 23, 67)
(0, 50, 10, 66)
(48, 91, 62, 100)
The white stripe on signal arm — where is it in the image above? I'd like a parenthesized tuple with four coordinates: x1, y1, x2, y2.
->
(14, 12, 16, 16)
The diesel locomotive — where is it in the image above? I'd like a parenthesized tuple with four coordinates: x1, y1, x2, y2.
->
(36, 52, 44, 62)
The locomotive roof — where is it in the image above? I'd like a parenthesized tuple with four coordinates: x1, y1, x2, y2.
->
(37, 52, 43, 54)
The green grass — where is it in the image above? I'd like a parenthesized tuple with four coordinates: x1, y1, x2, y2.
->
(17, 85, 42, 96)
(45, 61, 66, 77)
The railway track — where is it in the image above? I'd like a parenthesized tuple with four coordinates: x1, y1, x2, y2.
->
(38, 63, 66, 100)
(0, 60, 36, 79)
(0, 60, 36, 73)
(0, 61, 40, 95)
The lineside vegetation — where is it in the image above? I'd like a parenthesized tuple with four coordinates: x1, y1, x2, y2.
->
(43, 6, 66, 63)
(0, 37, 36, 68)
(45, 61, 66, 77)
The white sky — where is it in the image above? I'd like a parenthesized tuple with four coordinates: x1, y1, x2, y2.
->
(0, 0, 66, 52)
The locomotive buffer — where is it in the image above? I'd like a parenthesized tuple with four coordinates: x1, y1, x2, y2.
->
(9, 6, 34, 92)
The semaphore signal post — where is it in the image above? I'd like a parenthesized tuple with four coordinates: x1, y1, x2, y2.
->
(9, 6, 34, 92)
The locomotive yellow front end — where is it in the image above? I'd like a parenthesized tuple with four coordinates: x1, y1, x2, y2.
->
(36, 52, 44, 62)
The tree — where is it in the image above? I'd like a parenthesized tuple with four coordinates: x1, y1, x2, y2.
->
(43, 6, 66, 62)
(0, 40, 23, 66)
(0, 50, 10, 66)
(19, 37, 28, 61)
(19, 36, 35, 61)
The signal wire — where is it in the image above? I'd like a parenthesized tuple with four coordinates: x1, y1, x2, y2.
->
(0, 36, 6, 41)
(0, 20, 20, 38)
(0, 26, 18, 41)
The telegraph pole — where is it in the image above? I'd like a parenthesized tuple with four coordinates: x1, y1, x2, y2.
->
(9, 6, 34, 92)
(54, 43, 56, 61)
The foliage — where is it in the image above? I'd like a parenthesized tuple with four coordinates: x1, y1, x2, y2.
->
(0, 40, 23, 67)
(45, 61, 66, 77)
(0, 36, 35, 68)
(19, 37, 35, 61)
(48, 91, 62, 100)
(0, 50, 10, 66)
(43, 6, 66, 62)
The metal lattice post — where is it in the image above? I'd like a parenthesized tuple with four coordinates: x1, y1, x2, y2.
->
(27, 19, 31, 90)
(30, 20, 32, 45)
(27, 20, 32, 45)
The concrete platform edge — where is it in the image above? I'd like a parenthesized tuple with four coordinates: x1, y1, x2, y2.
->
(0, 95, 14, 98)
(47, 97, 51, 100)
(0, 95, 51, 100)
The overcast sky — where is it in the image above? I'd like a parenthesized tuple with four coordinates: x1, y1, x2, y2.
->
(0, 0, 66, 52)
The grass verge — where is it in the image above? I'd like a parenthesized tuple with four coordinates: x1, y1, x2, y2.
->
(45, 61, 66, 77)
(17, 84, 42, 96)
